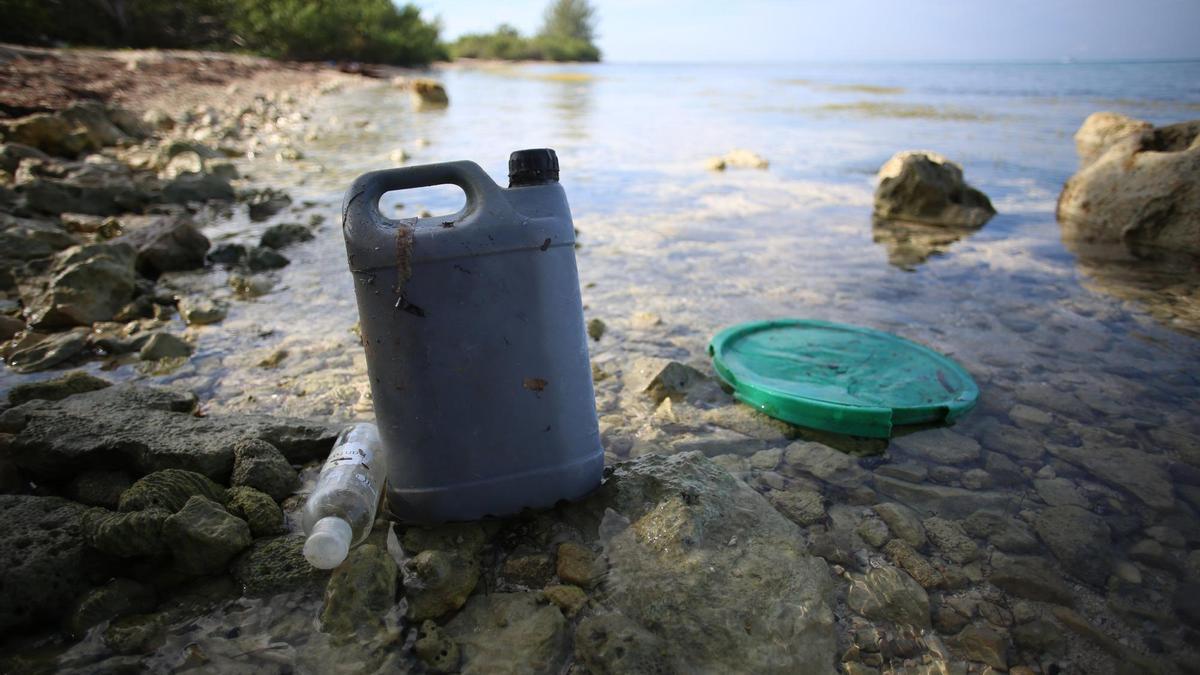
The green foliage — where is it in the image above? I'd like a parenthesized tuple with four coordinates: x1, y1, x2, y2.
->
(450, 0, 600, 63)
(0, 0, 446, 66)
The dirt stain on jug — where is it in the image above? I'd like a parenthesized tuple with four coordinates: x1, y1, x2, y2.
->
(523, 377, 548, 392)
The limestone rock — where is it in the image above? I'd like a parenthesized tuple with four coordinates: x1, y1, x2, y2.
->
(961, 510, 1039, 554)
(783, 440, 866, 487)
(83, 507, 171, 558)
(406, 78, 450, 108)
(119, 468, 227, 512)
(847, 565, 931, 628)
(67, 468, 132, 509)
(230, 438, 298, 501)
(103, 613, 166, 655)
(178, 296, 228, 326)
(7, 370, 111, 405)
(502, 551, 555, 587)
(952, 623, 1008, 670)
(872, 475, 1015, 518)
(1, 383, 335, 480)
(1074, 112, 1154, 167)
(705, 148, 770, 171)
(225, 486, 284, 536)
(872, 502, 926, 548)
(1032, 505, 1112, 587)
(138, 332, 193, 361)
(883, 539, 943, 589)
(5, 327, 90, 373)
(575, 612, 671, 674)
(20, 242, 137, 329)
(874, 151, 995, 227)
(319, 543, 397, 639)
(892, 428, 981, 465)
(989, 554, 1074, 606)
(0, 495, 96, 632)
(923, 516, 979, 563)
(543, 584, 587, 617)
(624, 356, 709, 402)
(232, 535, 329, 595)
(1046, 442, 1174, 511)
(1033, 477, 1087, 507)
(64, 578, 155, 639)
(402, 548, 480, 620)
(768, 489, 827, 526)
(415, 619, 460, 673)
(113, 214, 210, 276)
(444, 593, 569, 675)
(1058, 116, 1200, 256)
(162, 496, 252, 575)
(556, 541, 603, 587)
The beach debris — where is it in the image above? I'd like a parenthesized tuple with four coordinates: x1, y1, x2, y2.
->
(705, 148, 769, 171)
(873, 151, 995, 227)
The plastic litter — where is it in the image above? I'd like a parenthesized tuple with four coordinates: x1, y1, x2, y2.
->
(302, 423, 387, 569)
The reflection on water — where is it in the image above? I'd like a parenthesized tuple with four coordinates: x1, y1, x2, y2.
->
(871, 217, 982, 270)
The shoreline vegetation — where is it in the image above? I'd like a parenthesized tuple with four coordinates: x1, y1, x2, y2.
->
(1, 0, 602, 67)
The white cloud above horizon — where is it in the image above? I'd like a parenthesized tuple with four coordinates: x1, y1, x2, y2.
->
(410, 0, 1200, 63)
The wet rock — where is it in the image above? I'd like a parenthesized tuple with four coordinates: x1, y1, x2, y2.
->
(245, 188, 292, 221)
(119, 468, 227, 512)
(113, 214, 210, 276)
(1128, 538, 1180, 573)
(873, 475, 1014, 518)
(178, 296, 228, 326)
(225, 486, 284, 536)
(103, 613, 166, 655)
(543, 584, 587, 617)
(232, 535, 329, 595)
(444, 592, 569, 675)
(0, 315, 24, 340)
(402, 548, 481, 621)
(961, 510, 1039, 554)
(847, 565, 931, 628)
(1058, 115, 1200, 256)
(989, 554, 1074, 606)
(162, 495, 252, 575)
(933, 601, 971, 636)
(857, 516, 892, 548)
(5, 327, 90, 373)
(1034, 477, 1087, 507)
(583, 452, 836, 672)
(625, 356, 709, 402)
(83, 507, 171, 558)
(575, 612, 671, 674)
(7, 370, 110, 406)
(873, 151, 995, 227)
(206, 243, 246, 265)
(783, 440, 867, 487)
(406, 78, 450, 108)
(768, 488, 827, 526)
(923, 516, 979, 563)
(702, 404, 795, 441)
(893, 428, 982, 465)
(586, 317, 606, 341)
(20, 242, 136, 329)
(978, 418, 1044, 461)
(160, 172, 234, 204)
(1074, 112, 1154, 167)
(0, 112, 92, 157)
(960, 468, 991, 490)
(0, 142, 52, 173)
(67, 468, 132, 508)
(17, 158, 150, 215)
(230, 438, 298, 501)
(874, 461, 929, 483)
(64, 578, 155, 639)
(1033, 504, 1113, 587)
(873, 502, 926, 548)
(246, 245, 289, 271)
(0, 495, 94, 632)
(415, 619, 460, 673)
(60, 101, 129, 148)
(319, 543, 398, 639)
(2, 383, 335, 480)
(502, 551, 556, 587)
(883, 539, 944, 589)
(556, 541, 603, 587)
(705, 148, 769, 170)
(952, 623, 1008, 669)
(1175, 583, 1200, 628)
(1046, 442, 1174, 511)
(138, 332, 193, 360)
(260, 222, 314, 250)
(0, 213, 79, 260)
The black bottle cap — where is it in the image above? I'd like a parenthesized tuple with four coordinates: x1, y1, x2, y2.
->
(508, 148, 559, 187)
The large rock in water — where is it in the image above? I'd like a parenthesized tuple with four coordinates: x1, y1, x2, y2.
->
(0, 495, 100, 632)
(873, 151, 996, 227)
(571, 452, 836, 674)
(0, 383, 336, 481)
(18, 242, 137, 329)
(1057, 114, 1200, 257)
(112, 214, 210, 277)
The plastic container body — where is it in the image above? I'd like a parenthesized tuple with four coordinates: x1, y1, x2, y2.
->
(302, 423, 387, 567)
(341, 156, 603, 523)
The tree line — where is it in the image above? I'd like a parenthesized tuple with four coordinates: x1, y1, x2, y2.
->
(0, 0, 600, 66)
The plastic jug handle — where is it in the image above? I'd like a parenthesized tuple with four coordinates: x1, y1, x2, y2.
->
(342, 160, 511, 243)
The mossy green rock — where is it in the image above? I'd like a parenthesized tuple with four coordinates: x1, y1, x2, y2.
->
(232, 535, 328, 595)
(67, 468, 133, 509)
(118, 468, 227, 513)
(83, 507, 171, 558)
(230, 439, 298, 501)
(162, 495, 251, 575)
(64, 578, 155, 638)
(0, 495, 95, 632)
(319, 544, 398, 640)
(225, 485, 284, 536)
(402, 548, 481, 621)
(444, 592, 569, 675)
(7, 370, 111, 406)
(104, 613, 166, 655)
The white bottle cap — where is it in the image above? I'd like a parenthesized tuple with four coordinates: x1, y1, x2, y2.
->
(304, 516, 353, 569)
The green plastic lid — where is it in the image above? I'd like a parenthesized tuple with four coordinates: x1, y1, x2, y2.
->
(708, 319, 978, 438)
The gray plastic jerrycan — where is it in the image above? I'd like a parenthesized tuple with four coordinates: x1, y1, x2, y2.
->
(341, 149, 603, 523)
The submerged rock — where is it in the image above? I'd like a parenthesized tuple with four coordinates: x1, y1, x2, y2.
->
(230, 438, 298, 501)
(846, 565, 931, 628)
(988, 554, 1074, 606)
(1, 383, 335, 480)
(319, 543, 398, 640)
(443, 592, 568, 675)
(177, 296, 228, 326)
(7, 370, 111, 406)
(575, 611, 671, 674)
(260, 222, 314, 250)
(19, 242, 137, 329)
(414, 619, 460, 673)
(1058, 114, 1200, 256)
(162, 495, 252, 575)
(873, 151, 995, 228)
(64, 578, 155, 639)
(402, 548, 481, 621)
(5, 328, 91, 373)
(232, 535, 328, 595)
(1032, 505, 1113, 587)
(406, 78, 450, 108)
(0, 495, 96, 632)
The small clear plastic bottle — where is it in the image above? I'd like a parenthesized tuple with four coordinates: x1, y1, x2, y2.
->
(302, 422, 387, 569)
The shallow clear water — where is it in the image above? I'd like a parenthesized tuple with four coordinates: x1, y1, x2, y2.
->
(8, 60, 1200, 672)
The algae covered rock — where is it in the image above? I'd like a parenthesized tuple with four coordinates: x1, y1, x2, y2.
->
(874, 151, 995, 228)
(415, 619, 461, 673)
(260, 222, 314, 250)
(319, 543, 398, 639)
(0, 495, 96, 632)
(225, 485, 284, 536)
(7, 370, 111, 406)
(104, 613, 166, 655)
(233, 535, 329, 595)
(230, 438, 298, 501)
(575, 612, 671, 675)
(83, 506, 171, 558)
(4, 327, 91, 373)
(162, 495, 252, 575)
(1032, 504, 1113, 587)
(19, 242, 137, 329)
(402, 548, 481, 621)
(67, 468, 133, 508)
(64, 578, 155, 639)
(846, 564, 931, 628)
(119, 468, 227, 512)
(138, 332, 193, 361)
(444, 592, 569, 675)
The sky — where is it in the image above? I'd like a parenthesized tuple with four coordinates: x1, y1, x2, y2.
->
(410, 0, 1200, 63)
